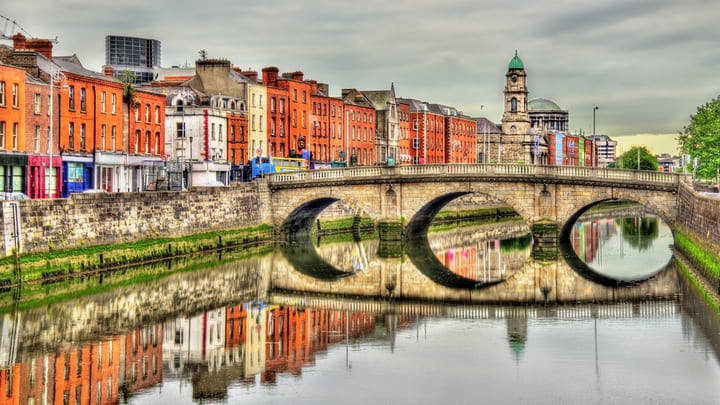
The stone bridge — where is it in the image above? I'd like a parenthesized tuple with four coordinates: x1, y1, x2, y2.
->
(267, 164, 689, 238)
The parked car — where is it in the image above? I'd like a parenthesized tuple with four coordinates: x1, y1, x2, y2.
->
(0, 192, 29, 200)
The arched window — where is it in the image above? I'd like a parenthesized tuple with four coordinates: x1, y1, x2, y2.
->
(230, 101, 236, 110)
(176, 99, 184, 112)
(510, 97, 518, 113)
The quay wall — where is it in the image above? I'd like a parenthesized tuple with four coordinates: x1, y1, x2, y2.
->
(1, 181, 270, 255)
(677, 182, 720, 256)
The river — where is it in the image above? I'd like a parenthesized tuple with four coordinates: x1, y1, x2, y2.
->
(0, 203, 717, 404)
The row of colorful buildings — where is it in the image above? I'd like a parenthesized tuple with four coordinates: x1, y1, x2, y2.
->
(1, 33, 601, 197)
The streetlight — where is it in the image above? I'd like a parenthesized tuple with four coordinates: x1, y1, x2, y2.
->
(48, 65, 67, 198)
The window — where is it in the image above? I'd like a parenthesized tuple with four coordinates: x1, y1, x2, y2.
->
(111, 126, 116, 150)
(292, 89, 297, 102)
(34, 94, 41, 114)
(177, 122, 186, 138)
(100, 91, 106, 112)
(12, 84, 18, 107)
(135, 130, 140, 152)
(80, 88, 86, 112)
(413, 138, 419, 149)
(302, 90, 306, 103)
(69, 122, 74, 149)
(0, 122, 4, 147)
(292, 110, 296, 127)
(80, 124, 86, 150)
(145, 130, 150, 153)
(35, 126, 40, 152)
(271, 97, 276, 112)
(259, 95, 263, 108)
(211, 123, 216, 140)
(511, 97, 518, 113)
(155, 132, 160, 153)
(280, 98, 285, 113)
(251, 116, 256, 131)
(155, 106, 160, 123)
(111, 93, 116, 113)
(100, 125, 106, 150)
(146, 104, 151, 123)
(259, 116, 263, 131)
(134, 106, 139, 122)
(12, 123, 18, 150)
(302, 111, 306, 128)
(0, 82, 4, 105)
(413, 119, 418, 130)
(219, 124, 223, 141)
(231, 125, 236, 141)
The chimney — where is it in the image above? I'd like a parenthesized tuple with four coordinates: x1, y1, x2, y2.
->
(242, 70, 258, 83)
(25, 38, 53, 59)
(103, 66, 115, 78)
(262, 66, 279, 87)
(291, 71, 303, 81)
(12, 33, 26, 51)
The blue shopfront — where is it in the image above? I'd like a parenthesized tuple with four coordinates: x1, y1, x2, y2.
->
(62, 156, 94, 197)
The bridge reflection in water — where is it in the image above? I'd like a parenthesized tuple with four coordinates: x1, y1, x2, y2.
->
(0, 204, 710, 403)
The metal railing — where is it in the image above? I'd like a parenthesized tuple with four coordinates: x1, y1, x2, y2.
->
(269, 164, 690, 186)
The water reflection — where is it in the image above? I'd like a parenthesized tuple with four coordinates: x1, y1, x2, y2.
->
(570, 206, 674, 281)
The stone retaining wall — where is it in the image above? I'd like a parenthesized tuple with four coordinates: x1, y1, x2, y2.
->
(677, 182, 720, 256)
(1, 182, 265, 255)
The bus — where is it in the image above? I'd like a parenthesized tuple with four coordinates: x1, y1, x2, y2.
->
(250, 156, 309, 179)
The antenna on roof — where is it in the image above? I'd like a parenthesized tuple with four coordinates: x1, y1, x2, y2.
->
(0, 14, 58, 43)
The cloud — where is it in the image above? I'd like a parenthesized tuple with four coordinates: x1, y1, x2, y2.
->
(5, 0, 720, 137)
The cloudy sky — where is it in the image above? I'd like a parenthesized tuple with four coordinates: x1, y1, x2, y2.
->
(5, 0, 719, 152)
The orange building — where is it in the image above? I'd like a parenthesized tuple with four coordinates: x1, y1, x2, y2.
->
(274, 71, 311, 158)
(263, 67, 290, 158)
(124, 325, 163, 394)
(227, 110, 248, 174)
(341, 89, 376, 166)
(51, 338, 122, 405)
(225, 305, 248, 348)
(309, 82, 332, 163)
(0, 62, 28, 193)
(328, 97, 344, 163)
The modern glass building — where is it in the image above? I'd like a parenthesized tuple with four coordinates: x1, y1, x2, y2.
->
(105, 35, 161, 83)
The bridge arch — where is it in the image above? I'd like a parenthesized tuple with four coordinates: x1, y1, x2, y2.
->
(279, 192, 378, 234)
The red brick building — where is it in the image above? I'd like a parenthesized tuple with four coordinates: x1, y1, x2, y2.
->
(227, 110, 248, 167)
(263, 67, 290, 158)
(444, 113, 476, 163)
(400, 98, 446, 164)
(397, 101, 411, 164)
(341, 89, 375, 166)
(309, 82, 331, 162)
(25, 75, 62, 198)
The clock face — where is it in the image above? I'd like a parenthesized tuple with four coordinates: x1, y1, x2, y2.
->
(511, 75, 518, 83)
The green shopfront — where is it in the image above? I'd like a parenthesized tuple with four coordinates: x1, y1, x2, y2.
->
(0, 153, 28, 194)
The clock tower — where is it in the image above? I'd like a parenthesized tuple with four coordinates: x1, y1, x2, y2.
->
(501, 51, 530, 135)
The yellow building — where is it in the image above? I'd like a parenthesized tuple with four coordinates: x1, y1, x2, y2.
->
(247, 80, 267, 160)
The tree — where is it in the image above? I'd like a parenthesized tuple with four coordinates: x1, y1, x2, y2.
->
(617, 146, 659, 171)
(117, 70, 138, 106)
(678, 96, 720, 179)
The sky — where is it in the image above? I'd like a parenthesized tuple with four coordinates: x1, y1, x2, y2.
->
(4, 0, 719, 154)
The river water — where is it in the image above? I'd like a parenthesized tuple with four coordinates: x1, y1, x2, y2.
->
(0, 204, 718, 404)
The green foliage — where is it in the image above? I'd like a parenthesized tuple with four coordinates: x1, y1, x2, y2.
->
(616, 146, 659, 171)
(675, 258, 720, 313)
(675, 231, 720, 279)
(678, 96, 720, 179)
(617, 217, 659, 251)
(117, 70, 138, 106)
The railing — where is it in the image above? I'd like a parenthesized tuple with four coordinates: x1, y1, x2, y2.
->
(269, 164, 690, 187)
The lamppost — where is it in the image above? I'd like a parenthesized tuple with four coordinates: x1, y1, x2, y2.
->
(48, 66, 67, 198)
(592, 106, 599, 166)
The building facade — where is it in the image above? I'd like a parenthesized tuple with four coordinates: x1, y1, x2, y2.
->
(361, 84, 398, 164)
(104, 35, 161, 84)
(341, 89, 376, 166)
(529, 98, 569, 132)
(0, 63, 28, 194)
(263, 67, 290, 159)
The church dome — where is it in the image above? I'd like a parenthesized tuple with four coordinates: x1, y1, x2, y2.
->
(508, 51, 524, 70)
(529, 98, 562, 111)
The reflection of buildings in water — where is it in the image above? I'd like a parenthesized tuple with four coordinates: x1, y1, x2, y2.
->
(314, 238, 379, 273)
(124, 325, 163, 395)
(163, 308, 226, 379)
(0, 336, 124, 405)
(571, 218, 621, 264)
(435, 237, 533, 282)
